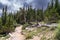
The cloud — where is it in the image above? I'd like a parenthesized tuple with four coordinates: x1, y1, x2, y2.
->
(27, 0, 50, 10)
(0, 0, 51, 13)
(0, 9, 2, 13)
(0, 0, 25, 12)
(0, 0, 11, 6)
(0, 9, 2, 16)
(0, 3, 5, 9)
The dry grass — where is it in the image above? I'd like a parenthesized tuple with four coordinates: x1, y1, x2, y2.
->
(22, 26, 56, 40)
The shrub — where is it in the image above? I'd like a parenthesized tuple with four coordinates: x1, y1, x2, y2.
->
(55, 23, 60, 40)
(22, 23, 29, 30)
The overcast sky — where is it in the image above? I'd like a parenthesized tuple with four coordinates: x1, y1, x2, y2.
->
(0, 0, 51, 15)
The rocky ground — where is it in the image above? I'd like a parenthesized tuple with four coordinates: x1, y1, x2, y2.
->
(0, 23, 57, 40)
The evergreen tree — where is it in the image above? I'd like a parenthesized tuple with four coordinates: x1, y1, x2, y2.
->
(2, 6, 7, 25)
(51, 0, 54, 8)
(55, 0, 59, 8)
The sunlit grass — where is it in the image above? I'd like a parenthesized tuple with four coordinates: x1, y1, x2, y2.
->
(23, 27, 49, 39)
(55, 23, 60, 40)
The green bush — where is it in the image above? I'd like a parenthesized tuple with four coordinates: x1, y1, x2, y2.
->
(25, 31, 36, 39)
(0, 25, 15, 37)
(22, 23, 29, 30)
(55, 23, 60, 40)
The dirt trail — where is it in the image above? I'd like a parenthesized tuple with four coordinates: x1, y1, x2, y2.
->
(6, 25, 55, 40)
(6, 25, 25, 40)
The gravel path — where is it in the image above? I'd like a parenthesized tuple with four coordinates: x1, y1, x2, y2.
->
(6, 25, 25, 40)
(6, 23, 56, 40)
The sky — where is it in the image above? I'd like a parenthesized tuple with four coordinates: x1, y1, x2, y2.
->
(0, 0, 51, 15)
